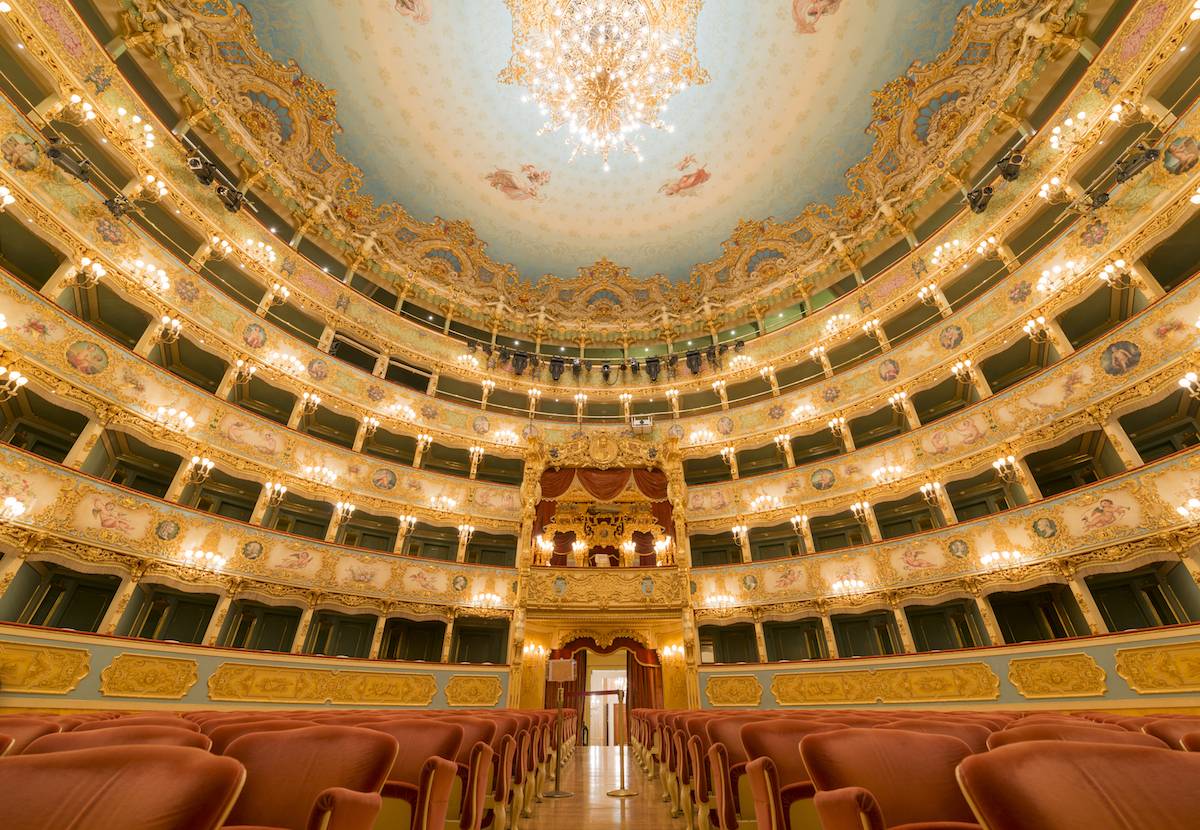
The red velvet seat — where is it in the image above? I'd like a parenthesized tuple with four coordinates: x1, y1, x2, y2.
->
(0, 718, 59, 755)
(208, 719, 319, 754)
(957, 741, 1200, 829)
(987, 723, 1168, 751)
(460, 741, 496, 830)
(73, 716, 202, 733)
(1182, 732, 1200, 752)
(741, 719, 842, 829)
(365, 719, 464, 830)
(799, 728, 980, 830)
(23, 725, 211, 754)
(0, 734, 12, 757)
(0, 745, 245, 830)
(1003, 715, 1119, 731)
(879, 721, 992, 754)
(222, 725, 398, 830)
(1142, 718, 1200, 749)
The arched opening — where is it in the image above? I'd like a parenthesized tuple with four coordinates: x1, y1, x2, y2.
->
(547, 636, 664, 746)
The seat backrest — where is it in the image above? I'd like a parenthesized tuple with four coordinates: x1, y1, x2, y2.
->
(0, 745, 244, 830)
(879, 720, 992, 753)
(707, 741, 736, 830)
(438, 717, 498, 767)
(23, 725, 211, 755)
(73, 716, 201, 733)
(415, 756, 459, 830)
(208, 719, 319, 754)
(492, 733, 517, 803)
(745, 756, 784, 830)
(800, 728, 976, 827)
(0, 718, 59, 755)
(222, 725, 398, 829)
(1006, 715, 1120, 731)
(706, 715, 761, 766)
(367, 719, 464, 787)
(741, 719, 842, 790)
(959, 741, 1200, 830)
(988, 723, 1168, 750)
(0, 734, 12, 757)
(1182, 732, 1200, 752)
(1143, 718, 1200, 749)
(460, 741, 496, 830)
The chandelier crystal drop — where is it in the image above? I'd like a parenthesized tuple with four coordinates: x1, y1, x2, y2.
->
(501, 0, 709, 167)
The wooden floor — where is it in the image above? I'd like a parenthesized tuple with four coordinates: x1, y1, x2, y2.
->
(525, 745, 687, 829)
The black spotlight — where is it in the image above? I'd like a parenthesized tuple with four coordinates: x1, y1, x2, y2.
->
(215, 184, 247, 213)
(734, 340, 745, 352)
(685, 350, 702, 375)
(601, 362, 611, 381)
(996, 150, 1025, 182)
(629, 358, 640, 375)
(571, 358, 582, 376)
(667, 353, 679, 370)
(467, 340, 477, 353)
(1114, 143, 1161, 183)
(705, 345, 718, 368)
(646, 356, 661, 382)
(481, 343, 493, 356)
(102, 194, 134, 219)
(512, 351, 528, 376)
(499, 346, 510, 362)
(966, 185, 994, 214)
(186, 152, 218, 186)
(549, 356, 564, 382)
(46, 138, 92, 182)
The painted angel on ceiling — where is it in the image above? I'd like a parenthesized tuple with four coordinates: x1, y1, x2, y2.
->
(660, 156, 711, 197)
(485, 164, 551, 201)
(394, 0, 431, 24)
(792, 0, 844, 35)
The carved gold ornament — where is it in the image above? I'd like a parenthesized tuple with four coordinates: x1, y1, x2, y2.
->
(1008, 653, 1106, 699)
(770, 662, 999, 706)
(704, 674, 763, 707)
(208, 662, 438, 706)
(0, 641, 90, 694)
(99, 653, 199, 699)
(1115, 641, 1200, 694)
(444, 675, 505, 707)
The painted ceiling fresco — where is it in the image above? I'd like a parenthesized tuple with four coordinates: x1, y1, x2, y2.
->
(234, 0, 974, 282)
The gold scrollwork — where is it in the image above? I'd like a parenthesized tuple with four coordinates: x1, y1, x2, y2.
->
(99, 653, 199, 700)
(1007, 653, 1107, 699)
(704, 674, 763, 707)
(208, 662, 437, 705)
(444, 675, 505, 707)
(770, 662, 1000, 706)
(0, 641, 90, 694)
(1115, 641, 1200, 694)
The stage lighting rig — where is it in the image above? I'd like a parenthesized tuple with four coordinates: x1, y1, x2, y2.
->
(966, 185, 994, 214)
(45, 137, 92, 182)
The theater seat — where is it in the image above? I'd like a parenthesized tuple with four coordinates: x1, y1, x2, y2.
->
(222, 725, 398, 830)
(987, 723, 1168, 751)
(0, 745, 245, 830)
(0, 718, 59, 755)
(365, 719, 463, 830)
(208, 719, 319, 754)
(800, 728, 980, 830)
(878, 721, 991, 755)
(73, 716, 202, 733)
(460, 741, 496, 830)
(23, 725, 211, 754)
(741, 719, 842, 830)
(957, 741, 1200, 829)
(1142, 718, 1200, 750)
(0, 735, 12, 757)
(1183, 732, 1200, 752)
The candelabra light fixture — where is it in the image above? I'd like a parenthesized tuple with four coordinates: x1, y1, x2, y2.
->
(244, 238, 278, 267)
(850, 501, 871, 523)
(1098, 259, 1132, 289)
(388, 403, 418, 422)
(136, 174, 169, 202)
(155, 315, 182, 344)
(303, 465, 338, 486)
(720, 445, 736, 466)
(711, 379, 727, 394)
(267, 281, 290, 306)
(267, 351, 305, 376)
(1180, 372, 1200, 399)
(872, 465, 903, 486)
(301, 391, 321, 414)
(263, 480, 287, 506)
(209, 235, 234, 260)
(456, 352, 480, 370)
(52, 92, 96, 125)
(930, 239, 962, 268)
(862, 318, 884, 341)
(888, 391, 908, 413)
(571, 539, 588, 559)
(114, 106, 157, 149)
(432, 494, 458, 512)
(499, 0, 708, 168)
(155, 406, 195, 432)
(1049, 110, 1089, 151)
(472, 592, 502, 608)
(981, 549, 1024, 569)
(231, 358, 257, 385)
(808, 345, 827, 361)
(706, 593, 737, 610)
(1176, 498, 1200, 522)
(334, 500, 356, 525)
(828, 416, 846, 437)
(750, 494, 782, 512)
(0, 495, 26, 521)
(1023, 315, 1049, 342)
(1037, 176, 1071, 202)
(831, 577, 867, 595)
(952, 358, 975, 384)
(730, 524, 748, 543)
(917, 282, 940, 306)
(399, 514, 418, 533)
(773, 433, 791, 453)
(523, 642, 548, 658)
(494, 428, 519, 446)
(975, 235, 999, 257)
(1037, 260, 1081, 294)
(660, 643, 685, 659)
(993, 454, 1019, 482)
(790, 514, 808, 535)
(792, 402, 816, 422)
(416, 433, 433, 451)
(70, 256, 107, 289)
(185, 455, 214, 484)
(823, 313, 852, 337)
(362, 416, 380, 439)
(0, 364, 27, 401)
(919, 481, 942, 505)
(181, 549, 227, 571)
(132, 258, 170, 293)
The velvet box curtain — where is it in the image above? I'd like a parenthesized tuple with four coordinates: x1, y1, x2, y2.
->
(534, 467, 673, 536)
(551, 637, 664, 714)
(626, 651, 664, 710)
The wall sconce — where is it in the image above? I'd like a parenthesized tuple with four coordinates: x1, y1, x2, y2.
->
(229, 359, 257, 386)
(951, 359, 975, 383)
(689, 428, 716, 445)
(621, 539, 636, 559)
(132, 259, 170, 293)
(888, 391, 907, 413)
(432, 494, 458, 512)
(831, 577, 867, 595)
(468, 446, 485, 462)
(654, 537, 672, 565)
(917, 283, 940, 306)
(416, 433, 433, 451)
(245, 239, 278, 268)
(660, 643, 685, 659)
(828, 416, 846, 437)
(50, 92, 96, 125)
(267, 281, 290, 306)
(113, 106, 156, 149)
(1037, 260, 1080, 294)
(1023, 316, 1049, 342)
(0, 186, 13, 212)
(861, 318, 884, 340)
(333, 501, 356, 525)
(399, 514, 417, 534)
(975, 235, 999, 257)
(571, 539, 587, 559)
(362, 415, 380, 438)
(185, 455, 214, 484)
(619, 392, 633, 419)
(930, 239, 962, 268)
(268, 351, 306, 376)
(1098, 259, 1132, 289)
(808, 345, 826, 361)
(155, 406, 195, 432)
(264, 481, 287, 506)
(0, 496, 26, 522)
(823, 313, 851, 337)
(1037, 176, 1073, 203)
(773, 433, 791, 453)
(301, 391, 321, 414)
(730, 524, 748, 543)
(181, 549, 227, 571)
(792, 403, 816, 422)
(481, 379, 496, 394)
(871, 465, 903, 486)
(720, 446, 736, 465)
(69, 256, 107, 289)
(458, 523, 475, 543)
(0, 365, 27, 401)
(993, 454, 1019, 483)
(209, 235, 233, 260)
(155, 315, 182, 344)
(471, 592, 501, 608)
(750, 495, 781, 512)
(523, 642, 548, 658)
(850, 501, 871, 523)
(706, 593, 736, 609)
(981, 550, 1024, 569)
(1049, 110, 1089, 152)
(1177, 498, 1200, 522)
(919, 481, 942, 505)
(303, 465, 338, 486)
(790, 514, 808, 535)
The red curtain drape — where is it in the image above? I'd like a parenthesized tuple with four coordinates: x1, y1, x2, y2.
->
(589, 545, 619, 566)
(626, 652, 664, 710)
(631, 468, 668, 500)
(575, 469, 633, 501)
(632, 530, 656, 567)
(539, 468, 577, 499)
(535, 467, 674, 540)
(550, 638, 662, 712)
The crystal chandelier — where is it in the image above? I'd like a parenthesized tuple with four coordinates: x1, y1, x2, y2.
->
(501, 0, 708, 168)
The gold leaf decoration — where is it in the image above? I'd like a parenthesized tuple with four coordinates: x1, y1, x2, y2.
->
(100, 653, 199, 699)
(0, 641, 90, 694)
(771, 662, 999, 705)
(1115, 641, 1200, 694)
(208, 662, 437, 705)
(705, 675, 763, 707)
(444, 675, 505, 707)
(1008, 653, 1106, 699)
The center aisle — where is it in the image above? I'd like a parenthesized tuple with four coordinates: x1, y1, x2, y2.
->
(524, 745, 688, 829)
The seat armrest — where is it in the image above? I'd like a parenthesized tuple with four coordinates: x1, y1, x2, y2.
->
(308, 787, 383, 830)
(382, 780, 419, 805)
(814, 787, 886, 830)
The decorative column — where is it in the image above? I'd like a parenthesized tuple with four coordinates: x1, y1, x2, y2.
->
(456, 524, 474, 563)
(830, 417, 855, 452)
(712, 380, 729, 410)
(971, 590, 1004, 646)
(291, 603, 316, 654)
(62, 417, 107, 469)
(811, 346, 833, 378)
(441, 614, 456, 663)
(0, 550, 29, 597)
(1097, 409, 1144, 470)
(1130, 261, 1166, 301)
(854, 502, 881, 542)
(1014, 456, 1043, 501)
(1064, 568, 1106, 636)
(99, 567, 145, 635)
(468, 446, 484, 480)
(481, 380, 495, 411)
(427, 371, 440, 397)
(775, 434, 796, 468)
(760, 366, 779, 396)
(203, 585, 239, 646)
(752, 618, 768, 663)
(721, 446, 740, 480)
(1044, 318, 1075, 358)
(889, 599, 916, 654)
(819, 611, 840, 659)
(413, 434, 432, 468)
(736, 527, 752, 563)
(369, 613, 388, 659)
(918, 283, 954, 318)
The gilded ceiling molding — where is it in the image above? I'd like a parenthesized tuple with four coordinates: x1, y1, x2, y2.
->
(99, 653, 199, 699)
(121, 0, 1080, 336)
(1008, 653, 1107, 699)
(0, 640, 90, 694)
